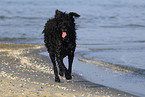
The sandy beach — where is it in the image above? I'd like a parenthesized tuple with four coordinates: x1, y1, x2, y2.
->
(0, 43, 136, 97)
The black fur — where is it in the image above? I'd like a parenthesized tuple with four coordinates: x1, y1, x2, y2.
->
(42, 10, 80, 82)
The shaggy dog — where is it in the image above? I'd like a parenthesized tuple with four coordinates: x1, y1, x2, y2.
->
(42, 10, 80, 82)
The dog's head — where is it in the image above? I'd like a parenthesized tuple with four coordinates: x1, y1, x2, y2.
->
(55, 10, 80, 19)
(55, 10, 80, 40)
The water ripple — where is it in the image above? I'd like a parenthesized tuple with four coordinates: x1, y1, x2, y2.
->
(0, 16, 47, 20)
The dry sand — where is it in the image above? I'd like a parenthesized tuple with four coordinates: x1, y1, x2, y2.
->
(0, 43, 137, 97)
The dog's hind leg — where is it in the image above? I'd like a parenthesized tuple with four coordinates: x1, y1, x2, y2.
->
(56, 55, 72, 80)
(49, 53, 60, 82)
(68, 52, 74, 74)
(58, 63, 63, 77)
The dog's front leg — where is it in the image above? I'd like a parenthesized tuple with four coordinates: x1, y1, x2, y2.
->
(56, 55, 72, 80)
(56, 55, 66, 75)
(49, 53, 60, 82)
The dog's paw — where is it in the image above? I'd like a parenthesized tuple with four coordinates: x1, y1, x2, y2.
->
(55, 76, 61, 82)
(65, 73, 72, 80)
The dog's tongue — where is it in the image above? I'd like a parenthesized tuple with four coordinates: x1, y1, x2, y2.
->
(62, 32, 67, 38)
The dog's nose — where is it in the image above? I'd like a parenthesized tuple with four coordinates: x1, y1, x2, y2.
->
(61, 28, 67, 32)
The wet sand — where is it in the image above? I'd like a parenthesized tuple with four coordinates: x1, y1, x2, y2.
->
(0, 43, 136, 97)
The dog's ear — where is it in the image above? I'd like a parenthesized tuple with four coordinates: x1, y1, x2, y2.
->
(69, 12, 80, 18)
(55, 10, 63, 18)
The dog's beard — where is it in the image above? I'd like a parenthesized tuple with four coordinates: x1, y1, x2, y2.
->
(62, 32, 67, 38)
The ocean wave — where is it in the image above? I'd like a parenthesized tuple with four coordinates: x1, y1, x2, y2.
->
(126, 24, 145, 27)
(101, 24, 145, 28)
(0, 16, 5, 19)
(0, 37, 42, 42)
(0, 16, 47, 20)
(134, 40, 145, 43)
(78, 58, 145, 76)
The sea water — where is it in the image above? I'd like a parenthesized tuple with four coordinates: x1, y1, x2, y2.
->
(1, 0, 145, 96)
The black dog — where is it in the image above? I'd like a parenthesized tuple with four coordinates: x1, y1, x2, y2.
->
(42, 10, 80, 82)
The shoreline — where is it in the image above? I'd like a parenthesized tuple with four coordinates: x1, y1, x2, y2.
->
(0, 43, 136, 97)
